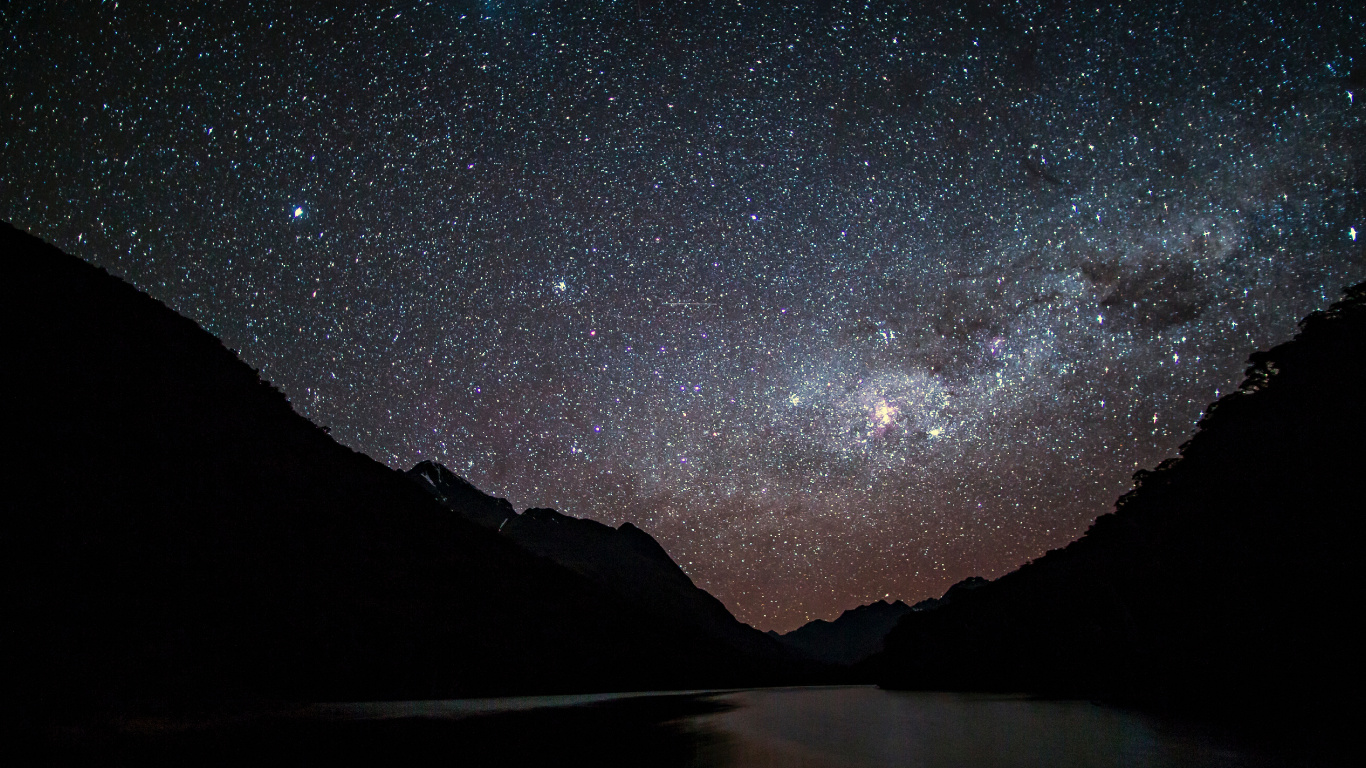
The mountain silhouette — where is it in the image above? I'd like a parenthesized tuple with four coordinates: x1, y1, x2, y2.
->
(769, 600, 914, 666)
(408, 460, 792, 661)
(0, 222, 799, 726)
(870, 282, 1366, 746)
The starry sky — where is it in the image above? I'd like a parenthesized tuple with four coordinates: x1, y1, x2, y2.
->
(4, 0, 1363, 631)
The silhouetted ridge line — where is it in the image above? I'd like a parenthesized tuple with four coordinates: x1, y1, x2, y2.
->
(0, 221, 806, 727)
(869, 281, 1366, 751)
(406, 461, 795, 660)
(769, 600, 914, 666)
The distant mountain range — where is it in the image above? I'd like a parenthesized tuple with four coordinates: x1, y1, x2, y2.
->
(768, 600, 914, 666)
(868, 281, 1366, 748)
(768, 576, 1000, 666)
(1, 222, 808, 724)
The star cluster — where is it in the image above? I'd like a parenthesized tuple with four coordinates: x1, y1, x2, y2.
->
(4, 0, 1363, 630)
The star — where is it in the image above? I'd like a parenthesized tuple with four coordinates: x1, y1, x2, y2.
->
(5, 0, 1363, 631)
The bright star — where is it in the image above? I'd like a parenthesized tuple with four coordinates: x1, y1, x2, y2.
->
(1351, 227, 1358, 241)
(293, 207, 303, 218)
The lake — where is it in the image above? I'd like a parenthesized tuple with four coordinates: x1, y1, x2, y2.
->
(685, 686, 1294, 767)
(57, 685, 1306, 766)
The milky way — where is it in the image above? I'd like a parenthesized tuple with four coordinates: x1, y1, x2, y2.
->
(4, 1, 1363, 630)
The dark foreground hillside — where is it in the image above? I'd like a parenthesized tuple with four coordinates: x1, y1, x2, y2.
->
(0, 222, 796, 727)
(871, 282, 1366, 746)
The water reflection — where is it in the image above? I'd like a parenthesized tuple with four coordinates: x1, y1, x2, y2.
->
(687, 686, 1288, 767)
(53, 685, 1299, 767)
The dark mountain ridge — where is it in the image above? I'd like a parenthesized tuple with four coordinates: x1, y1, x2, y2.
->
(407, 460, 790, 660)
(769, 599, 914, 666)
(870, 282, 1366, 747)
(0, 222, 800, 725)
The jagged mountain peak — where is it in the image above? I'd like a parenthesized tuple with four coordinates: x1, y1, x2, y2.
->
(837, 599, 911, 619)
(411, 459, 472, 489)
(773, 598, 917, 666)
(405, 460, 515, 528)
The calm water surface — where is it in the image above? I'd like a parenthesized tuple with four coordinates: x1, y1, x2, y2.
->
(681, 686, 1290, 768)
(302, 685, 1298, 767)
(81, 685, 1306, 766)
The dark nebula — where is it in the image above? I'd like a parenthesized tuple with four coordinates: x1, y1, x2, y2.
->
(4, 1, 1363, 630)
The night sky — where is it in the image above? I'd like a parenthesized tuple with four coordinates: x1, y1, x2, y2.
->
(4, 1, 1363, 631)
